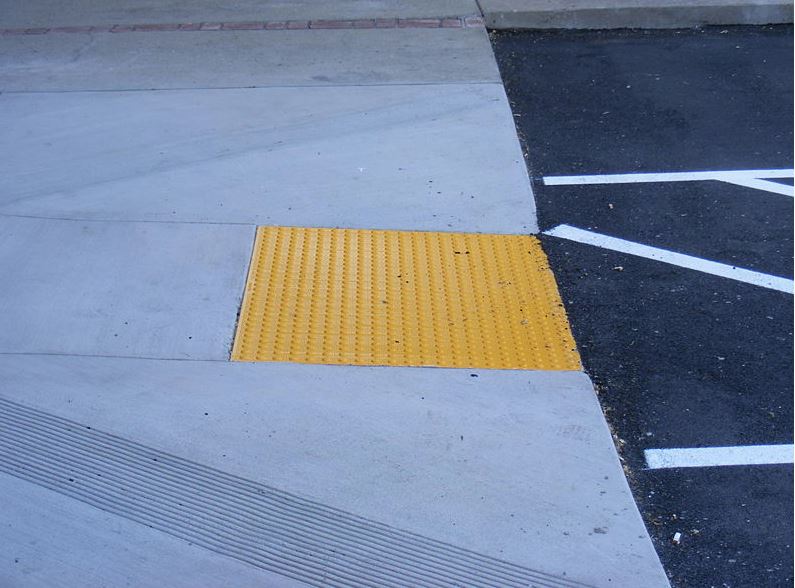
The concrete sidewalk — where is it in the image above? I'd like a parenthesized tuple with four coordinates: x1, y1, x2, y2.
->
(0, 2, 668, 587)
(0, 0, 481, 28)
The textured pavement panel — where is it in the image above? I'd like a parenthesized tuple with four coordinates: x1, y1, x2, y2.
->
(233, 226, 578, 369)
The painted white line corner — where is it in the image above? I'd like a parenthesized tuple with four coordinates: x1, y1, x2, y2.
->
(720, 177, 794, 196)
(645, 444, 794, 469)
(543, 224, 794, 294)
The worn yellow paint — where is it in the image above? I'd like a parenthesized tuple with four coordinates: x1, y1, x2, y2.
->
(231, 226, 580, 370)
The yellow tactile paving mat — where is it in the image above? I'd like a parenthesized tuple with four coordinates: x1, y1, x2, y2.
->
(231, 226, 580, 370)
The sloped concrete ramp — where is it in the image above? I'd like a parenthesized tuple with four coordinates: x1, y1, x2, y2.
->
(0, 355, 668, 586)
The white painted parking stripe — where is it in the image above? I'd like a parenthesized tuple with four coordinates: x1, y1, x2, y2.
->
(720, 177, 794, 196)
(645, 444, 794, 469)
(543, 224, 794, 294)
(543, 169, 794, 186)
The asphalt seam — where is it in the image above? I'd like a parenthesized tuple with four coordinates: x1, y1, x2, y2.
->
(1, 16, 486, 36)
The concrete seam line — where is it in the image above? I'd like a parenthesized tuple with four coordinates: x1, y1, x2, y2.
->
(1, 16, 486, 36)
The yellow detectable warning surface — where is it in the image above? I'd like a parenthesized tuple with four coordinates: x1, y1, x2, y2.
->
(231, 226, 580, 370)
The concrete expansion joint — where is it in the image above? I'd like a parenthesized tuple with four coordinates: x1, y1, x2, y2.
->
(0, 15, 486, 36)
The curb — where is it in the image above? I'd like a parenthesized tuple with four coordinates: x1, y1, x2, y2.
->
(479, 0, 793, 29)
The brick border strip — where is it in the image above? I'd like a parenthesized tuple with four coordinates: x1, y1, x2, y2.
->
(1, 15, 485, 36)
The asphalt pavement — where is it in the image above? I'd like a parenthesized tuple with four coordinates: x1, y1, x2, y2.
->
(493, 25, 793, 587)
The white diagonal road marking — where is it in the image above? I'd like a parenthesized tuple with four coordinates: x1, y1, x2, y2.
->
(543, 224, 793, 294)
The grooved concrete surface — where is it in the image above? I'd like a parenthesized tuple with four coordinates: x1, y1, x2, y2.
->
(0, 85, 534, 233)
(0, 0, 480, 28)
(0, 397, 585, 587)
(0, 355, 669, 587)
(1, 473, 300, 588)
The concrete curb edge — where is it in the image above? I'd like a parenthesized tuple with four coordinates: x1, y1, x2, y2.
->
(479, 0, 793, 29)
